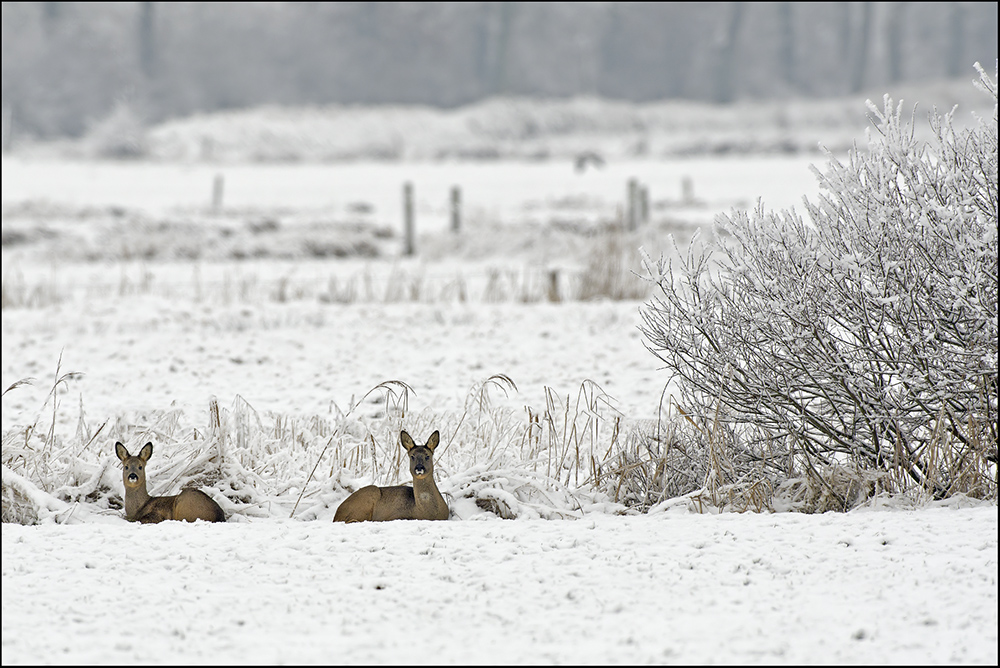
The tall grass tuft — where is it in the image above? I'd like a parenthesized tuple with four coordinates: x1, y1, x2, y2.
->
(4, 363, 993, 525)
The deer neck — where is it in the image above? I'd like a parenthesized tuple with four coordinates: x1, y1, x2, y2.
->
(411, 474, 447, 516)
(124, 481, 152, 521)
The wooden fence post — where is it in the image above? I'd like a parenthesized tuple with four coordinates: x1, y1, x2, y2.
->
(639, 184, 649, 225)
(212, 173, 224, 214)
(682, 176, 695, 205)
(547, 269, 560, 302)
(450, 185, 461, 234)
(627, 178, 638, 231)
(403, 181, 415, 256)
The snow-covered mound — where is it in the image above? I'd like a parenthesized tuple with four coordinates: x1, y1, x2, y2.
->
(14, 77, 990, 163)
(140, 85, 989, 162)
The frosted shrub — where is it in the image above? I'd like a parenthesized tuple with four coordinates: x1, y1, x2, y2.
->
(640, 64, 998, 504)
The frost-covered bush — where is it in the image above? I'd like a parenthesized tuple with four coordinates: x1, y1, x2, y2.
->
(640, 64, 998, 503)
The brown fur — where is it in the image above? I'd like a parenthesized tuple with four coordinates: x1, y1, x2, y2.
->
(334, 430, 449, 522)
(115, 442, 226, 524)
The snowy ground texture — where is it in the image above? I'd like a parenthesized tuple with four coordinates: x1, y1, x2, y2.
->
(3, 507, 997, 664)
(3, 83, 998, 664)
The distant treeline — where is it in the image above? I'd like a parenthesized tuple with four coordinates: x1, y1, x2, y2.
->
(2, 1, 997, 138)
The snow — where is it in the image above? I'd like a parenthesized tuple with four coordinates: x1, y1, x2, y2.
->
(1, 298, 659, 424)
(35, 81, 991, 163)
(3, 507, 996, 664)
(3, 108, 998, 663)
(0, 153, 822, 227)
(0, 155, 827, 423)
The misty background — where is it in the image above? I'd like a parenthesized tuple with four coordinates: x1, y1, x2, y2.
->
(2, 1, 997, 143)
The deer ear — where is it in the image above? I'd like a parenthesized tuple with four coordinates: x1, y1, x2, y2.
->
(400, 431, 416, 451)
(138, 442, 154, 461)
(426, 430, 440, 450)
(115, 442, 129, 461)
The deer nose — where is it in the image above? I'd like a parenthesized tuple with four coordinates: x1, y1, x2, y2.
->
(127, 473, 138, 483)
(414, 465, 426, 475)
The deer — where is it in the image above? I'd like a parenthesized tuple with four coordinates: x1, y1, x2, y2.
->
(334, 430, 450, 522)
(115, 441, 226, 524)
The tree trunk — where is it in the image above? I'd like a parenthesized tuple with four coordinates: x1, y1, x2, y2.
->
(849, 1, 873, 93)
(947, 2, 966, 78)
(777, 2, 796, 90)
(41, 2, 61, 36)
(885, 2, 907, 84)
(138, 2, 156, 79)
(482, 1, 513, 96)
(712, 2, 745, 104)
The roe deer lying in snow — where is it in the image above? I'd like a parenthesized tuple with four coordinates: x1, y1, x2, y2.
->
(115, 442, 226, 523)
(334, 430, 450, 522)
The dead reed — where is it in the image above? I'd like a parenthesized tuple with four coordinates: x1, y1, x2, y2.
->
(2, 365, 994, 524)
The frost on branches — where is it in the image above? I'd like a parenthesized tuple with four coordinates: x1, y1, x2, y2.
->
(640, 63, 998, 504)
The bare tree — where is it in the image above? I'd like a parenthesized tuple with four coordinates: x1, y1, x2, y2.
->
(138, 2, 156, 79)
(3, 2, 1000, 138)
(849, 1, 873, 93)
(640, 65, 998, 501)
(885, 1, 907, 84)
(482, 1, 513, 96)
(711, 1, 745, 104)
(947, 2, 967, 78)
(777, 2, 796, 90)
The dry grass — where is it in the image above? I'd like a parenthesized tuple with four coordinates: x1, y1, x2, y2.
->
(3, 361, 995, 524)
(2, 259, 648, 309)
(1, 366, 648, 523)
(576, 224, 650, 301)
(2, 217, 667, 309)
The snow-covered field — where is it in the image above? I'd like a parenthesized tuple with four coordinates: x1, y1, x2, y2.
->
(1, 154, 825, 422)
(3, 506, 996, 664)
(3, 99, 997, 665)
